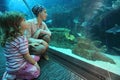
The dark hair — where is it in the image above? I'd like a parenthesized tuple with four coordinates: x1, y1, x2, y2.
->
(32, 5, 45, 17)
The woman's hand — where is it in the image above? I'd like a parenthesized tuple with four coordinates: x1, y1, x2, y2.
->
(29, 42, 40, 47)
(29, 39, 48, 47)
(35, 39, 47, 45)
(41, 40, 48, 46)
(40, 29, 51, 36)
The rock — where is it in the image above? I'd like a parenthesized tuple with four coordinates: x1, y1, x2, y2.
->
(72, 37, 115, 64)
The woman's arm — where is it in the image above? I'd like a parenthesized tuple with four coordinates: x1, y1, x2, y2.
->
(40, 22, 51, 36)
(40, 29, 51, 36)
(28, 38, 48, 47)
(32, 29, 41, 38)
(32, 28, 51, 38)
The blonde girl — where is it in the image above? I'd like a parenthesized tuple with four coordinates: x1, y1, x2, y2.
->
(0, 12, 40, 80)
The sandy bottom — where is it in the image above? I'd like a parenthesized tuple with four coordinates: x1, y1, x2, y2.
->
(50, 46, 120, 76)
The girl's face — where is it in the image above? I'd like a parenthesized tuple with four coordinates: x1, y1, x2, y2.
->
(39, 9, 48, 20)
(20, 19, 28, 31)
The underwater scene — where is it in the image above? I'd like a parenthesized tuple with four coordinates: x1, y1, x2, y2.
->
(0, 0, 120, 80)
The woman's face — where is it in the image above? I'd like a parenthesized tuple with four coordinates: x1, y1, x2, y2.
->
(39, 9, 48, 20)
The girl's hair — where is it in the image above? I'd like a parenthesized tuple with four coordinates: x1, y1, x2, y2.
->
(0, 11, 25, 47)
(32, 5, 45, 17)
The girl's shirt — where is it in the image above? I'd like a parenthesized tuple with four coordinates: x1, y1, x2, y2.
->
(4, 36, 28, 72)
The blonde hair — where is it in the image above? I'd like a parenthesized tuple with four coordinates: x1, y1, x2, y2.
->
(0, 11, 25, 47)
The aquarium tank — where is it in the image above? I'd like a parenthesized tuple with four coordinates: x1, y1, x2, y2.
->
(0, 0, 120, 80)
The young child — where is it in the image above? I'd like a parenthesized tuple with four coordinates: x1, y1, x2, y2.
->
(25, 5, 51, 60)
(0, 11, 40, 80)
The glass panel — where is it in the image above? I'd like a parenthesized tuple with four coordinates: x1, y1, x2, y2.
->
(47, 0, 120, 76)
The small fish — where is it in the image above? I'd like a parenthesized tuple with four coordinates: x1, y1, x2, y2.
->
(106, 24, 120, 34)
(73, 18, 79, 23)
(46, 19, 52, 24)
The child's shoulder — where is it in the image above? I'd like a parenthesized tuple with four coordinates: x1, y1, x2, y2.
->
(16, 36, 26, 41)
(10, 36, 26, 45)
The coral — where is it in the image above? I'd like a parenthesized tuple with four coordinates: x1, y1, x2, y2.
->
(49, 27, 116, 64)
(49, 28, 75, 48)
(72, 37, 115, 64)
(65, 32, 75, 41)
(49, 28, 75, 41)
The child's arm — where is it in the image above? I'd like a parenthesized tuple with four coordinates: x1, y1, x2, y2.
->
(23, 52, 40, 70)
(23, 52, 36, 64)
(18, 36, 40, 70)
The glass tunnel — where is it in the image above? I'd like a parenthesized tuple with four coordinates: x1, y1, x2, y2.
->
(0, 0, 120, 80)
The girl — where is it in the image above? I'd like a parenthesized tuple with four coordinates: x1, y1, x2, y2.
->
(25, 5, 51, 60)
(0, 11, 40, 80)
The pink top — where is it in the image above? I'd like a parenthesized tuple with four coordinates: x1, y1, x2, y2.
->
(25, 18, 51, 38)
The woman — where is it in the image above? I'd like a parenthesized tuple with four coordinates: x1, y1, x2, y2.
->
(25, 5, 51, 60)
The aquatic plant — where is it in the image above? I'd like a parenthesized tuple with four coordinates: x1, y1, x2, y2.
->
(72, 37, 115, 64)
(49, 28, 75, 48)
(65, 32, 75, 41)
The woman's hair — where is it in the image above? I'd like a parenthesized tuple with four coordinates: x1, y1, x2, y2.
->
(32, 5, 45, 17)
(0, 11, 25, 47)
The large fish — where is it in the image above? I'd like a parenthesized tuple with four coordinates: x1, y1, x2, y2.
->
(106, 24, 120, 34)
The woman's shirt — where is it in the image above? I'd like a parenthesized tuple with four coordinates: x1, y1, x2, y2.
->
(4, 36, 28, 72)
(24, 18, 51, 39)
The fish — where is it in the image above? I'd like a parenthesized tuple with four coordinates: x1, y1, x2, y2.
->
(105, 24, 120, 34)
(46, 19, 52, 24)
